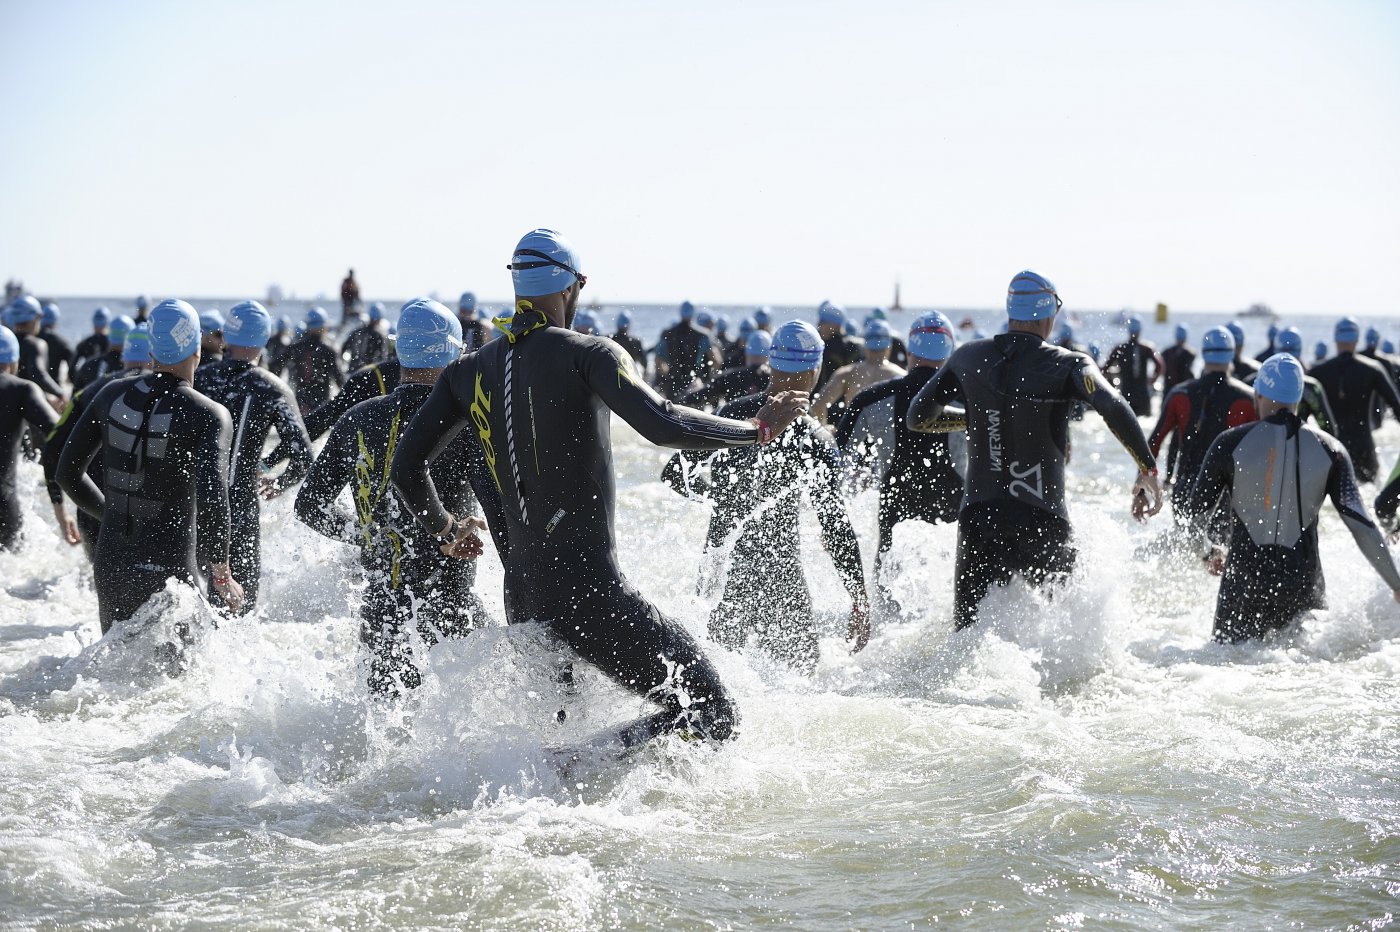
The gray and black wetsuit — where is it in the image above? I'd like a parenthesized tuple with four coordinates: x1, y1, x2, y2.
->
(55, 372, 233, 632)
(1309, 351, 1400, 483)
(908, 333, 1155, 629)
(392, 309, 760, 742)
(664, 395, 866, 673)
(0, 373, 58, 550)
(1183, 411, 1400, 641)
(194, 359, 314, 610)
(836, 366, 964, 617)
(296, 382, 495, 696)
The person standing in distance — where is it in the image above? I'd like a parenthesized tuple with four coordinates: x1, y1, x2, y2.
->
(56, 300, 243, 632)
(391, 229, 807, 746)
(908, 271, 1162, 630)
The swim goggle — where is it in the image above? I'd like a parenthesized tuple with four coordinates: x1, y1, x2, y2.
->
(507, 249, 588, 290)
(1008, 276, 1063, 311)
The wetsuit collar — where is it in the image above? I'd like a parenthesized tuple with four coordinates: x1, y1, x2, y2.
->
(492, 304, 551, 343)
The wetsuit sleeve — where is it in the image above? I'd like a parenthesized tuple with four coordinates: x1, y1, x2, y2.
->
(390, 361, 474, 536)
(1179, 430, 1237, 548)
(1148, 391, 1189, 462)
(810, 438, 867, 601)
(16, 381, 61, 502)
(54, 386, 112, 519)
(1069, 359, 1156, 473)
(1374, 458, 1400, 531)
(1373, 364, 1400, 423)
(294, 419, 360, 543)
(583, 341, 759, 449)
(661, 450, 712, 498)
(268, 380, 314, 491)
(194, 404, 234, 566)
(906, 366, 967, 433)
(1324, 441, 1400, 590)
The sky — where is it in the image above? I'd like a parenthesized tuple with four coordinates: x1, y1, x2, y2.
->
(2, 0, 1398, 314)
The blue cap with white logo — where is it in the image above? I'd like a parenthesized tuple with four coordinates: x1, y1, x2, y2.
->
(305, 306, 329, 330)
(0, 326, 18, 365)
(864, 318, 892, 351)
(1276, 326, 1303, 358)
(149, 299, 202, 364)
(509, 228, 582, 297)
(909, 311, 956, 361)
(769, 320, 824, 373)
(745, 330, 773, 358)
(199, 309, 225, 334)
(818, 301, 846, 326)
(1255, 353, 1305, 405)
(122, 325, 152, 364)
(1201, 326, 1236, 364)
(1006, 271, 1060, 321)
(1335, 317, 1361, 343)
(110, 315, 135, 345)
(395, 298, 463, 369)
(224, 300, 272, 349)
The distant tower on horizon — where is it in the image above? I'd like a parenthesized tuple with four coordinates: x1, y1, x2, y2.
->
(891, 280, 903, 312)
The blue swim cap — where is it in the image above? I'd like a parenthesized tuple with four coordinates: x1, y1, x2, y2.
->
(368, 302, 385, 322)
(1314, 341, 1327, 361)
(616, 310, 632, 328)
(909, 311, 956, 361)
(1056, 323, 1075, 342)
(93, 306, 113, 328)
(1365, 326, 1381, 348)
(224, 300, 272, 348)
(1255, 353, 1305, 405)
(715, 315, 729, 334)
(199, 309, 225, 334)
(0, 326, 18, 365)
(1006, 270, 1060, 321)
(121, 325, 152, 364)
(1174, 323, 1188, 343)
(395, 298, 463, 369)
(864, 318, 892, 351)
(769, 320, 823, 373)
(276, 315, 291, 334)
(753, 306, 772, 327)
(1335, 317, 1361, 343)
(1127, 317, 1143, 337)
(843, 320, 859, 337)
(573, 309, 597, 333)
(1385, 341, 1396, 355)
(868, 307, 888, 322)
(817, 301, 846, 326)
(9, 296, 41, 324)
(679, 301, 696, 320)
(1267, 323, 1280, 341)
(135, 295, 149, 311)
(696, 311, 714, 329)
(745, 330, 773, 358)
(1226, 321, 1245, 347)
(738, 317, 755, 338)
(110, 315, 135, 345)
(305, 306, 329, 330)
(510, 228, 582, 297)
(1201, 326, 1236, 364)
(41, 303, 59, 327)
(458, 291, 477, 313)
(1276, 326, 1303, 358)
(149, 299, 202, 364)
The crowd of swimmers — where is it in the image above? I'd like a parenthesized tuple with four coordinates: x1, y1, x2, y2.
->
(3, 230, 1400, 747)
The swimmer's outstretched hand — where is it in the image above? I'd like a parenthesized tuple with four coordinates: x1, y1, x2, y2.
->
(847, 599, 870, 653)
(752, 391, 809, 443)
(211, 562, 245, 613)
(258, 476, 286, 500)
(1204, 547, 1226, 576)
(51, 502, 80, 546)
(1132, 470, 1163, 521)
(440, 515, 488, 560)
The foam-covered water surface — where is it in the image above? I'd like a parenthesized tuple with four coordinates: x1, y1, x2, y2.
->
(1, 413, 1397, 929)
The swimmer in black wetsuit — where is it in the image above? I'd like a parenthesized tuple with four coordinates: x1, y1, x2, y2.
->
(1160, 324, 1196, 394)
(837, 312, 965, 620)
(197, 310, 225, 370)
(1267, 327, 1335, 434)
(55, 300, 244, 632)
(74, 315, 134, 392)
(340, 303, 389, 372)
(665, 321, 868, 670)
(1227, 321, 1260, 382)
(1103, 318, 1164, 417)
(297, 299, 497, 696)
(194, 301, 314, 611)
(680, 331, 772, 410)
(284, 307, 344, 413)
(815, 301, 863, 391)
(1182, 354, 1400, 641)
(457, 292, 493, 353)
(6, 297, 64, 402)
(1309, 317, 1400, 483)
(392, 229, 807, 745)
(655, 302, 720, 400)
(73, 307, 113, 375)
(908, 271, 1162, 630)
(609, 311, 647, 371)
(0, 326, 61, 551)
(39, 303, 74, 386)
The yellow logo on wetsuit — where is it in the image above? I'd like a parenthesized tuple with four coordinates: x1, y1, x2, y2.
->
(471, 371, 502, 492)
(353, 408, 405, 588)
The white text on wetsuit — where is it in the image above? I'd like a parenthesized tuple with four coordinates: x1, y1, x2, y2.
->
(987, 408, 1003, 472)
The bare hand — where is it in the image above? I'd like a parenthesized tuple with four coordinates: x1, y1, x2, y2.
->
(258, 476, 286, 500)
(848, 599, 871, 653)
(753, 391, 810, 442)
(1132, 470, 1163, 521)
(441, 515, 488, 560)
(51, 502, 80, 546)
(1204, 548, 1226, 576)
(211, 564, 246, 613)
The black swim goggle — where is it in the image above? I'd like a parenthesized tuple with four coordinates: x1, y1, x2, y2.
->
(1009, 276, 1063, 311)
(507, 249, 588, 289)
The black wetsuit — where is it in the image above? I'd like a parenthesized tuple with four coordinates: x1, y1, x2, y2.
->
(656, 322, 716, 400)
(681, 364, 770, 410)
(1309, 351, 1400, 482)
(1148, 372, 1257, 507)
(836, 366, 963, 617)
(0, 373, 59, 550)
(1103, 339, 1162, 417)
(460, 318, 492, 354)
(55, 372, 233, 632)
(1232, 354, 1261, 382)
(663, 396, 866, 672)
(720, 338, 746, 371)
(392, 308, 762, 742)
(1184, 411, 1400, 641)
(284, 334, 344, 412)
(1359, 347, 1400, 430)
(74, 349, 123, 392)
(908, 332, 1155, 629)
(611, 331, 647, 370)
(264, 335, 291, 375)
(340, 324, 387, 373)
(817, 333, 863, 391)
(40, 329, 74, 386)
(1374, 459, 1400, 532)
(264, 360, 402, 470)
(73, 332, 109, 374)
(1253, 342, 1277, 364)
(297, 382, 492, 696)
(1161, 343, 1196, 393)
(194, 359, 314, 610)
(888, 336, 909, 370)
(17, 333, 62, 398)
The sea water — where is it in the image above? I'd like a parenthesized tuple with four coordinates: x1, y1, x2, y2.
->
(1, 358, 1398, 929)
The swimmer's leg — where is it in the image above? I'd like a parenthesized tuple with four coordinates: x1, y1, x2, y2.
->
(952, 517, 1010, 630)
(360, 588, 421, 698)
(754, 579, 817, 674)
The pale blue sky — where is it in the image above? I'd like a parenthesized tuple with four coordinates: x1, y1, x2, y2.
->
(2, 0, 1398, 313)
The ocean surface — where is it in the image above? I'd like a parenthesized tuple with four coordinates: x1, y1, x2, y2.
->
(2, 304, 1399, 929)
